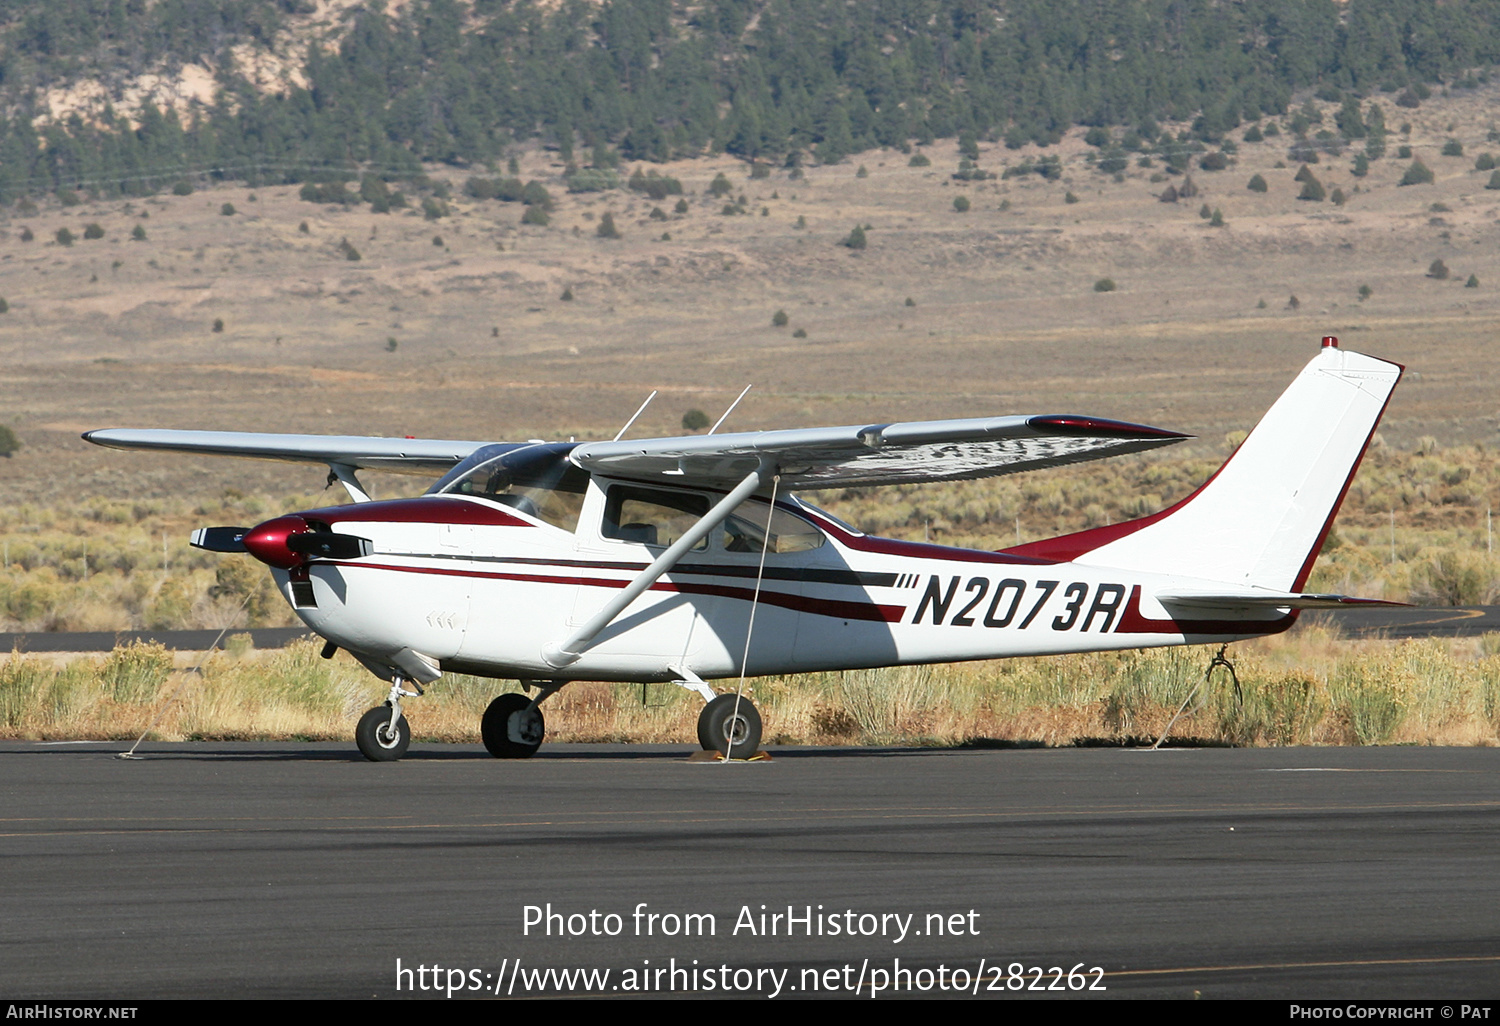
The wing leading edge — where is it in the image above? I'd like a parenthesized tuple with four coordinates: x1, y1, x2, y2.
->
(82, 429, 489, 474)
(570, 414, 1189, 489)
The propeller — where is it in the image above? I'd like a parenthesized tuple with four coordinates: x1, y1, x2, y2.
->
(191, 518, 373, 566)
(190, 527, 250, 553)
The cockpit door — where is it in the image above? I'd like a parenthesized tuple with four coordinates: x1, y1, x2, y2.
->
(567, 481, 706, 662)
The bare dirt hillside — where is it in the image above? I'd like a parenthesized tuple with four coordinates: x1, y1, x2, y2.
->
(3, 89, 1499, 505)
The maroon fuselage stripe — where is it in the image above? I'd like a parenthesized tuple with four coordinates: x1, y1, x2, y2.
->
(343, 561, 905, 623)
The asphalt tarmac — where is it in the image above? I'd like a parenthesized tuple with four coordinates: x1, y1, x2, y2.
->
(3, 740, 1499, 1000)
(1317, 605, 1500, 639)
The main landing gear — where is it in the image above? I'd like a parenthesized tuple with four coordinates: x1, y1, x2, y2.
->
(696, 693, 763, 761)
(473, 680, 763, 760)
(672, 669, 763, 760)
(481, 682, 563, 759)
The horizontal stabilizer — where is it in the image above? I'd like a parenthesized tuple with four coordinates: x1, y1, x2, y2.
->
(1158, 591, 1405, 611)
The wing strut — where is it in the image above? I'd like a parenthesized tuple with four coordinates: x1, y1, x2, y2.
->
(541, 457, 774, 670)
(327, 463, 372, 503)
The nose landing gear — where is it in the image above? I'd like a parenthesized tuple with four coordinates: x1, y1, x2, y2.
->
(355, 706, 410, 761)
(355, 674, 422, 762)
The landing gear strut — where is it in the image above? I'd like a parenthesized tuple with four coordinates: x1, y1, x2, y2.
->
(481, 682, 562, 759)
(355, 674, 421, 762)
(697, 693, 762, 760)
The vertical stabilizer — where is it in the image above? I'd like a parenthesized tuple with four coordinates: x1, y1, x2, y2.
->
(1007, 341, 1402, 591)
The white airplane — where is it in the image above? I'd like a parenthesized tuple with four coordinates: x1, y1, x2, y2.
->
(85, 337, 1400, 761)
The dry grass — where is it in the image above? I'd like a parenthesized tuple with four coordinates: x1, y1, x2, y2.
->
(5, 630, 1499, 748)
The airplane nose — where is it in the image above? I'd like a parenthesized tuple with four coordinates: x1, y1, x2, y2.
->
(241, 515, 309, 569)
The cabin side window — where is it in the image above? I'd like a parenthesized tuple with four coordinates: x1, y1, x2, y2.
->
(721, 501, 825, 553)
(602, 487, 709, 549)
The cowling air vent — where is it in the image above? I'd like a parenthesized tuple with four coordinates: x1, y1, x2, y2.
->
(287, 531, 374, 560)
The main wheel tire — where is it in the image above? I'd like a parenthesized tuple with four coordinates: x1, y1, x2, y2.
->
(482, 693, 545, 759)
(698, 693, 762, 760)
(697, 701, 718, 751)
(356, 706, 411, 762)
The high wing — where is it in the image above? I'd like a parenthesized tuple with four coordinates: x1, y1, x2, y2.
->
(82, 429, 490, 474)
(84, 412, 1188, 491)
(569, 414, 1189, 490)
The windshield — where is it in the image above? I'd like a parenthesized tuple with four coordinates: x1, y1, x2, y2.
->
(428, 442, 588, 532)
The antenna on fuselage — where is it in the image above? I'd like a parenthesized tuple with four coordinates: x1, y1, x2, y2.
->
(613, 390, 658, 442)
(708, 384, 753, 435)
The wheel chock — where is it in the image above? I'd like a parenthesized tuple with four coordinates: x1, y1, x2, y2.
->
(686, 749, 772, 762)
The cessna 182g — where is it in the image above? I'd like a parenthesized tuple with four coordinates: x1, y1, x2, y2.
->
(85, 337, 1399, 761)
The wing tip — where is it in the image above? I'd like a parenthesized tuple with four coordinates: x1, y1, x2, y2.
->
(1026, 415, 1191, 441)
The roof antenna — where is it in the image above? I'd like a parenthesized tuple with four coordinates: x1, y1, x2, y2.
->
(613, 390, 658, 442)
(708, 384, 753, 435)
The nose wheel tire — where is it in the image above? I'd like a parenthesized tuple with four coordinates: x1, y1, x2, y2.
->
(698, 693, 762, 760)
(482, 693, 545, 759)
(356, 706, 411, 762)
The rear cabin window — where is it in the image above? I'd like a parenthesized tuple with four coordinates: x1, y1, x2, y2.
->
(603, 487, 709, 549)
(721, 502, 825, 553)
